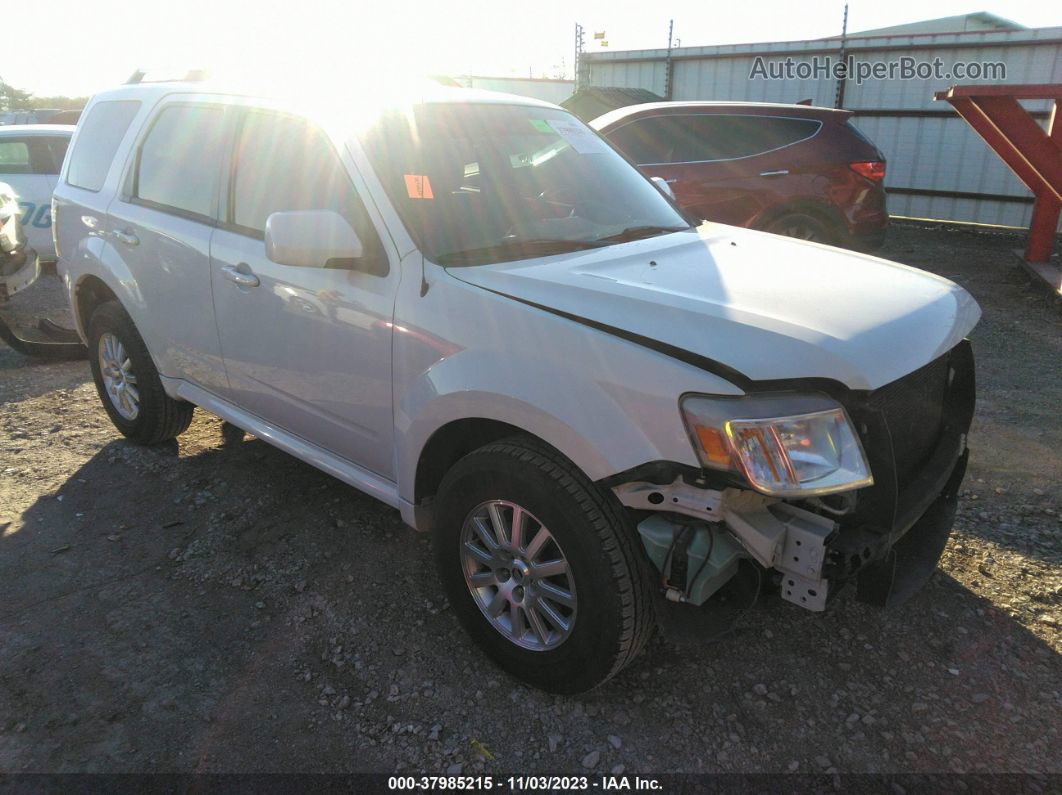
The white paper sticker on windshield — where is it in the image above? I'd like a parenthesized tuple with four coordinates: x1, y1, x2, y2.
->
(547, 119, 610, 154)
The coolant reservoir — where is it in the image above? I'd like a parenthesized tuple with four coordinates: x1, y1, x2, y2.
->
(637, 515, 746, 605)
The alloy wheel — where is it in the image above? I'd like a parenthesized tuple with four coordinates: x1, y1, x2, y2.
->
(459, 500, 577, 651)
(98, 332, 139, 420)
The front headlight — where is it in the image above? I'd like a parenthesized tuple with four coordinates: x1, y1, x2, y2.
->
(680, 393, 873, 497)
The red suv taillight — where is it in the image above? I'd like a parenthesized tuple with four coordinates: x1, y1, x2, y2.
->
(849, 161, 886, 182)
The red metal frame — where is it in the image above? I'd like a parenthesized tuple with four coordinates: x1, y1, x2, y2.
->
(935, 84, 1062, 265)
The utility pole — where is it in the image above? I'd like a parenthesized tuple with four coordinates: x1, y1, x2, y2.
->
(574, 23, 586, 90)
(834, 2, 849, 109)
(665, 19, 675, 100)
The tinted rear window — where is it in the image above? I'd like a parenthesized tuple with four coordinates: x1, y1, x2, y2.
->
(66, 100, 141, 191)
(609, 114, 821, 164)
(845, 120, 883, 157)
(135, 104, 227, 219)
(44, 137, 70, 173)
(0, 140, 32, 174)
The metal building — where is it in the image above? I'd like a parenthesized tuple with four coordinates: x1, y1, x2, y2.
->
(453, 76, 574, 105)
(583, 24, 1062, 230)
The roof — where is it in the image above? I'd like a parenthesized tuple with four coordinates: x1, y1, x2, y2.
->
(561, 87, 665, 122)
(848, 12, 1025, 37)
(0, 124, 76, 136)
(589, 100, 849, 129)
(583, 22, 1057, 66)
(87, 80, 559, 120)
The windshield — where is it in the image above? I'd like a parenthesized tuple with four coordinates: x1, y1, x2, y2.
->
(360, 103, 691, 265)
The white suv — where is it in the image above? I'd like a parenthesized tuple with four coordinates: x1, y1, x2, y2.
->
(54, 78, 980, 692)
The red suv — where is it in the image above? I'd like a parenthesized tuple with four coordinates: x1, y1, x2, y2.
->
(592, 102, 888, 250)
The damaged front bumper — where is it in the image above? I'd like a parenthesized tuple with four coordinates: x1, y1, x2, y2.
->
(0, 246, 41, 303)
(614, 340, 976, 612)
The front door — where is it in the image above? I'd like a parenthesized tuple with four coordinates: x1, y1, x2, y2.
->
(210, 110, 399, 478)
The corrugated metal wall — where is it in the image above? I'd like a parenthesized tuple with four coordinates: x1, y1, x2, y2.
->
(585, 27, 1062, 229)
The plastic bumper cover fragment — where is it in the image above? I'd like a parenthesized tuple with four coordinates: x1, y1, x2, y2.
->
(855, 449, 967, 608)
(0, 247, 40, 302)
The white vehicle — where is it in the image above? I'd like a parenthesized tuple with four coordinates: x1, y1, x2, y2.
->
(0, 124, 74, 261)
(0, 181, 40, 302)
(53, 77, 979, 692)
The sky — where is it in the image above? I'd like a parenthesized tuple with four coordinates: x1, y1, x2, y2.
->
(3, 0, 1060, 98)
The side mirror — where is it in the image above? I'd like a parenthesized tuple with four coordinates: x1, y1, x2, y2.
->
(264, 210, 364, 267)
(651, 176, 676, 201)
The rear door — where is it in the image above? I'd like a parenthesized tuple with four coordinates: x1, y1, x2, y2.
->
(209, 109, 399, 477)
(606, 114, 822, 226)
(103, 99, 231, 393)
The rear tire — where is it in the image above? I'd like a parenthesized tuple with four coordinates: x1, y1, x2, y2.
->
(87, 300, 194, 444)
(763, 212, 836, 245)
(434, 437, 654, 693)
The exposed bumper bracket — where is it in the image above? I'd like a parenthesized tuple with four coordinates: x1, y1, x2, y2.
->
(613, 477, 724, 523)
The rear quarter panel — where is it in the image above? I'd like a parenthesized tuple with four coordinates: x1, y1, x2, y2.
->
(54, 94, 156, 342)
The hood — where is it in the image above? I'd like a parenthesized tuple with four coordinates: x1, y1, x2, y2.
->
(446, 224, 981, 392)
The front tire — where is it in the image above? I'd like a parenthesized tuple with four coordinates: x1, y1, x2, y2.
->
(87, 300, 194, 444)
(434, 437, 654, 693)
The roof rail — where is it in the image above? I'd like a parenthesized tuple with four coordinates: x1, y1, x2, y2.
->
(125, 69, 209, 85)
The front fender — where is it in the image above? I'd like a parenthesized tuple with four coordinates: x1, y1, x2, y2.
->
(395, 344, 743, 504)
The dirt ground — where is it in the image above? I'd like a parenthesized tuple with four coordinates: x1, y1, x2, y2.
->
(0, 224, 1059, 776)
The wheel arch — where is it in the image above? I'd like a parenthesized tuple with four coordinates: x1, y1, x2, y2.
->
(752, 199, 848, 242)
(73, 274, 122, 339)
(411, 416, 589, 532)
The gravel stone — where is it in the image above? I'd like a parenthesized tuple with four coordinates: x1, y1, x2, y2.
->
(0, 226, 1059, 776)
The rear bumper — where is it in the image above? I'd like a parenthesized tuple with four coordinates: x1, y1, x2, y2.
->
(847, 222, 888, 252)
(0, 246, 41, 303)
(841, 181, 889, 250)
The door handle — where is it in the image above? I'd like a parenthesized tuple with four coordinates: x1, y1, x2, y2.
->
(222, 264, 260, 288)
(759, 170, 789, 177)
(112, 229, 139, 246)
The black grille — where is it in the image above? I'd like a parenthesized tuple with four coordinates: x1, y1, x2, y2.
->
(868, 355, 950, 486)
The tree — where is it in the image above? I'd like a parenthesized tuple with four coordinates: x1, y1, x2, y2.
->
(0, 78, 34, 112)
(28, 94, 89, 111)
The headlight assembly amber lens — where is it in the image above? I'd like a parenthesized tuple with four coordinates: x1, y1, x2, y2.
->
(680, 395, 873, 497)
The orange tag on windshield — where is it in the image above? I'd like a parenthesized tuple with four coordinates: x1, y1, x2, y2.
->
(404, 174, 434, 199)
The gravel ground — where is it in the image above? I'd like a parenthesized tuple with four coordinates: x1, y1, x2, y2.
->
(0, 223, 1059, 776)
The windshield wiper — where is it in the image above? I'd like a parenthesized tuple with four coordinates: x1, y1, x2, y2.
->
(595, 225, 690, 243)
(437, 238, 608, 266)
